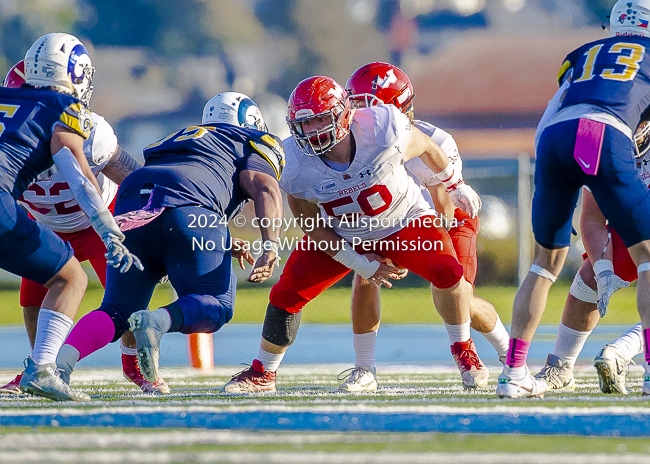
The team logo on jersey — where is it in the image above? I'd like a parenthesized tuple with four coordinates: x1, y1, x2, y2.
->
(315, 181, 336, 193)
(359, 169, 372, 178)
(343, 173, 352, 180)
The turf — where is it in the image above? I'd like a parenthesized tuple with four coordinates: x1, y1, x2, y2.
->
(1, 366, 650, 459)
(0, 281, 640, 326)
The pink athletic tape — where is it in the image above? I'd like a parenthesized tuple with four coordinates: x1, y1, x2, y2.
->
(574, 118, 605, 176)
(506, 337, 531, 368)
(64, 311, 115, 360)
(644, 328, 650, 364)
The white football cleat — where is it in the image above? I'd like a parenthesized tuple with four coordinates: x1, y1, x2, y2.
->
(594, 345, 632, 395)
(535, 353, 576, 391)
(128, 310, 165, 383)
(497, 365, 546, 399)
(19, 358, 90, 402)
(337, 366, 377, 392)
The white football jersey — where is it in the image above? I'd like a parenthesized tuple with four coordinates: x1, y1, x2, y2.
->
(636, 152, 650, 188)
(280, 104, 435, 242)
(404, 120, 462, 187)
(18, 112, 119, 233)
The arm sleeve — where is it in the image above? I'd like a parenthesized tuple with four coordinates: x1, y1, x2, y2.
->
(240, 152, 280, 179)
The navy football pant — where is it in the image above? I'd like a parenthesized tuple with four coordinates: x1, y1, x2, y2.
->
(533, 119, 650, 249)
(97, 205, 235, 341)
(0, 191, 73, 284)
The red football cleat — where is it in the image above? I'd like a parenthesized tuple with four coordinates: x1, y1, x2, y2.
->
(122, 354, 170, 394)
(0, 373, 23, 394)
(450, 338, 489, 389)
(223, 359, 276, 393)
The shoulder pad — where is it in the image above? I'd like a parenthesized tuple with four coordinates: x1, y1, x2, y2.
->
(250, 134, 285, 180)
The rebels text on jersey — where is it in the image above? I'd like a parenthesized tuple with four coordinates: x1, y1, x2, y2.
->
(0, 86, 91, 199)
(18, 113, 119, 233)
(559, 35, 650, 130)
(115, 124, 283, 220)
(280, 105, 435, 242)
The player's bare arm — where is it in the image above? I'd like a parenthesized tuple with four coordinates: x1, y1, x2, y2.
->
(404, 125, 481, 218)
(101, 145, 143, 184)
(427, 183, 455, 224)
(287, 193, 401, 288)
(230, 237, 255, 270)
(239, 169, 283, 283)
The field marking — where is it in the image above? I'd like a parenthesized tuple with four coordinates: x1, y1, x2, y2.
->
(1, 450, 650, 464)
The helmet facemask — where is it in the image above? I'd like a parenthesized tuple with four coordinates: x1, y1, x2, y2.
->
(635, 121, 650, 158)
(288, 101, 349, 156)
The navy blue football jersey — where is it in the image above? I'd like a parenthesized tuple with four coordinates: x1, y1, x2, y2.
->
(133, 123, 284, 220)
(0, 86, 91, 199)
(558, 35, 650, 128)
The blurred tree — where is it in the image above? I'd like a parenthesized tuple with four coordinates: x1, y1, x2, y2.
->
(0, 0, 78, 76)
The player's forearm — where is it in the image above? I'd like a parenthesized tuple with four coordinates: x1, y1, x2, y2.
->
(251, 185, 283, 243)
(102, 146, 142, 184)
(52, 147, 121, 238)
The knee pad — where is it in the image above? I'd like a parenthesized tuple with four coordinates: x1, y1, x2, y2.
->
(262, 304, 302, 347)
(530, 264, 557, 283)
(569, 272, 597, 304)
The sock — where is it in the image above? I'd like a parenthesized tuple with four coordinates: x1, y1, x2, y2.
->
(644, 328, 650, 364)
(120, 340, 138, 356)
(553, 323, 592, 367)
(610, 323, 644, 361)
(151, 308, 172, 333)
(256, 348, 285, 372)
(31, 309, 73, 365)
(478, 315, 510, 358)
(56, 344, 80, 377)
(64, 311, 116, 360)
(353, 331, 377, 370)
(506, 338, 530, 368)
(445, 320, 471, 344)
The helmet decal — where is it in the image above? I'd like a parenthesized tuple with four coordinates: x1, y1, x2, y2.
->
(68, 44, 90, 85)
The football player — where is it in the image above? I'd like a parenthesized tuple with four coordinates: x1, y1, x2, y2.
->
(0, 33, 141, 401)
(54, 92, 285, 393)
(0, 60, 168, 395)
(336, 62, 509, 391)
(535, 121, 650, 395)
(223, 75, 485, 393)
(498, 0, 650, 398)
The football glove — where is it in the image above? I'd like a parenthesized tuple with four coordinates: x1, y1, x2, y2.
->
(447, 181, 482, 219)
(594, 259, 629, 318)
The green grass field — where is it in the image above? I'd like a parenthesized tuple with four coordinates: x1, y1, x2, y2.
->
(2, 365, 650, 460)
(0, 281, 640, 326)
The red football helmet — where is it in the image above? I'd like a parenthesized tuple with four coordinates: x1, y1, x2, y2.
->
(287, 76, 353, 156)
(2, 60, 26, 88)
(345, 62, 414, 114)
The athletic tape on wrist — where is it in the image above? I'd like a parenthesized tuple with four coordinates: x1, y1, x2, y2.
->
(332, 247, 380, 280)
(638, 262, 650, 274)
(436, 162, 462, 189)
(593, 259, 614, 278)
(530, 264, 557, 283)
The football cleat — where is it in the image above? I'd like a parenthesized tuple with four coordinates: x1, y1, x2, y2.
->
(0, 373, 23, 394)
(496, 365, 546, 399)
(122, 354, 170, 394)
(642, 364, 650, 396)
(535, 353, 576, 391)
(128, 310, 166, 383)
(594, 345, 632, 395)
(450, 338, 489, 389)
(337, 366, 377, 392)
(223, 359, 276, 393)
(19, 358, 90, 402)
